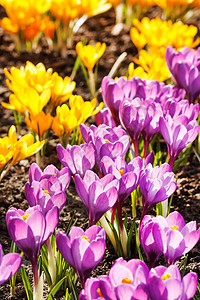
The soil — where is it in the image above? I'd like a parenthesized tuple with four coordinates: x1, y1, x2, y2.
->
(0, 4, 199, 300)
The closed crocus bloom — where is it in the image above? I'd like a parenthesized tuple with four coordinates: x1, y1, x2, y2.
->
(148, 265, 198, 300)
(109, 257, 149, 300)
(166, 46, 200, 102)
(101, 76, 144, 126)
(50, 74, 76, 109)
(56, 225, 106, 287)
(80, 124, 130, 167)
(74, 170, 118, 226)
(76, 42, 106, 71)
(25, 111, 53, 139)
(119, 98, 154, 157)
(160, 114, 200, 168)
(140, 163, 177, 220)
(139, 215, 166, 268)
(57, 142, 95, 178)
(162, 99, 199, 121)
(152, 211, 200, 266)
(0, 243, 22, 285)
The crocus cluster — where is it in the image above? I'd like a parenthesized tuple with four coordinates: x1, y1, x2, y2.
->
(80, 257, 198, 300)
(139, 211, 200, 267)
(166, 46, 200, 103)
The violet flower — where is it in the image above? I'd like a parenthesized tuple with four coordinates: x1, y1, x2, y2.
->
(166, 46, 200, 103)
(56, 142, 95, 178)
(152, 211, 200, 266)
(139, 215, 164, 268)
(95, 107, 116, 128)
(6, 205, 59, 290)
(119, 98, 154, 157)
(160, 114, 200, 168)
(56, 225, 106, 287)
(80, 257, 149, 300)
(101, 76, 144, 126)
(148, 264, 198, 300)
(139, 163, 177, 220)
(0, 243, 22, 285)
(100, 155, 142, 228)
(74, 170, 118, 226)
(80, 124, 130, 167)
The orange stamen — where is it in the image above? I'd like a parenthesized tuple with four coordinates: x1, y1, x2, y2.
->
(97, 288, 103, 297)
(22, 214, 30, 221)
(162, 273, 171, 281)
(81, 235, 90, 242)
(119, 169, 124, 176)
(170, 225, 178, 230)
(122, 278, 132, 284)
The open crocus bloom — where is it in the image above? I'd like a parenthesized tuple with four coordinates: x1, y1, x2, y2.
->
(148, 265, 198, 300)
(57, 142, 95, 178)
(152, 211, 200, 265)
(0, 243, 22, 285)
(6, 205, 59, 265)
(56, 225, 106, 288)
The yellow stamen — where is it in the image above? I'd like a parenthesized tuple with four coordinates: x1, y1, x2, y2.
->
(119, 169, 124, 176)
(97, 288, 103, 297)
(81, 235, 90, 242)
(104, 139, 110, 143)
(162, 273, 171, 281)
(170, 225, 178, 230)
(52, 173, 57, 176)
(122, 278, 132, 284)
(22, 214, 30, 221)
(43, 190, 49, 194)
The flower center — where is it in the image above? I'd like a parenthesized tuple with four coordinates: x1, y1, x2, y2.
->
(122, 278, 132, 284)
(104, 139, 110, 143)
(81, 235, 90, 242)
(22, 214, 30, 221)
(170, 225, 178, 230)
(162, 273, 171, 281)
(52, 173, 57, 177)
(43, 190, 49, 194)
(119, 169, 124, 176)
(97, 288, 103, 297)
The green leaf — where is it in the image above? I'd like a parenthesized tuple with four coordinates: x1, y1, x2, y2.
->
(47, 276, 67, 300)
(66, 271, 79, 300)
(20, 265, 33, 300)
(127, 219, 135, 258)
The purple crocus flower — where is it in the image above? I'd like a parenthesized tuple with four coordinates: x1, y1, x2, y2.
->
(6, 205, 59, 286)
(160, 114, 200, 168)
(80, 257, 149, 300)
(79, 276, 115, 300)
(95, 107, 116, 128)
(56, 142, 95, 178)
(56, 225, 106, 287)
(80, 124, 130, 168)
(166, 46, 200, 103)
(119, 98, 154, 157)
(148, 264, 198, 300)
(139, 163, 177, 220)
(101, 76, 144, 126)
(152, 211, 200, 266)
(139, 215, 164, 268)
(0, 243, 22, 285)
(74, 170, 118, 226)
(100, 155, 142, 228)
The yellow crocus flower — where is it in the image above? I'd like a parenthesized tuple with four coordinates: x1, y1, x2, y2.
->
(5, 61, 54, 94)
(0, 136, 13, 169)
(25, 112, 53, 138)
(76, 41, 106, 71)
(50, 74, 76, 108)
(130, 17, 200, 50)
(1, 93, 26, 114)
(10, 86, 51, 117)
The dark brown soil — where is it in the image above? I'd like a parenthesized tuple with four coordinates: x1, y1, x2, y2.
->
(0, 4, 199, 299)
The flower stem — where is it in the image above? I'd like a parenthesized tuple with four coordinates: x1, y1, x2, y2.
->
(88, 70, 96, 99)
